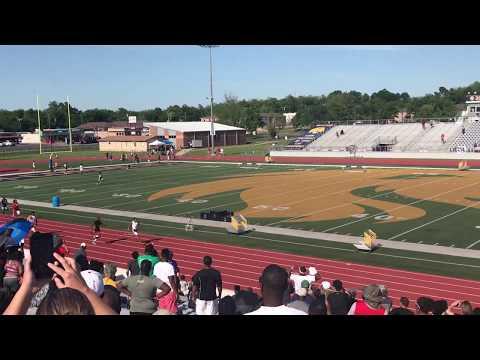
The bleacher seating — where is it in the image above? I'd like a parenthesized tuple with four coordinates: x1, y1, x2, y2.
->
(304, 122, 471, 153)
(306, 125, 380, 151)
(407, 122, 463, 152)
(449, 121, 480, 152)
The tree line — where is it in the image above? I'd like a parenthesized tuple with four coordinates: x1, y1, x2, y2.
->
(1, 81, 479, 133)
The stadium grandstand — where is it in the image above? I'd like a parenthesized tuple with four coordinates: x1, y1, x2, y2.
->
(304, 122, 463, 153)
(272, 95, 480, 158)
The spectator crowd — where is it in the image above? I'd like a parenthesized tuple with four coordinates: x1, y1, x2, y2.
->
(1, 232, 479, 316)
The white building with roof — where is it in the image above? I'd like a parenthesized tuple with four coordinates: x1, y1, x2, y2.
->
(145, 121, 246, 149)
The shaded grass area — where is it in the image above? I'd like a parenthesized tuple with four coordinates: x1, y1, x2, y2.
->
(187, 140, 287, 156)
(17, 204, 480, 281)
(382, 174, 459, 180)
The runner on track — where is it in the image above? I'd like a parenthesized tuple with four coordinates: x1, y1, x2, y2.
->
(79, 163, 84, 175)
(32, 160, 36, 172)
(27, 211, 38, 232)
(1, 196, 8, 215)
(12, 199, 20, 217)
(129, 218, 140, 241)
(91, 216, 103, 245)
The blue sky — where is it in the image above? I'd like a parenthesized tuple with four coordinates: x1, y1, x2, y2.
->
(0, 45, 479, 111)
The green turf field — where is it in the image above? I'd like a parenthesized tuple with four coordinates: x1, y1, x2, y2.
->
(1, 162, 480, 251)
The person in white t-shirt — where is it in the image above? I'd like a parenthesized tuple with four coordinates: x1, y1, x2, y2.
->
(245, 264, 307, 315)
(153, 248, 178, 314)
(290, 266, 316, 294)
(129, 218, 139, 240)
(79, 163, 84, 175)
(27, 211, 38, 232)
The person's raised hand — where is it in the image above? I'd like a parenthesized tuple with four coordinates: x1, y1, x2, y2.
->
(47, 253, 89, 293)
(20, 255, 35, 289)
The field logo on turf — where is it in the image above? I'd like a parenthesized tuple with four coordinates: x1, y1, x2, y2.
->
(351, 213, 369, 219)
(176, 198, 208, 204)
(60, 188, 86, 193)
(112, 193, 142, 198)
(14, 185, 38, 189)
(374, 215, 394, 221)
(253, 205, 290, 211)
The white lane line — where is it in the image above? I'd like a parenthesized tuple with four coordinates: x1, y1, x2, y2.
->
(389, 199, 480, 240)
(418, 241, 423, 244)
(466, 239, 480, 249)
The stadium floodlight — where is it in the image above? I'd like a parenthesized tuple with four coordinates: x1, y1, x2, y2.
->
(36, 95, 42, 154)
(199, 45, 220, 156)
(67, 96, 73, 152)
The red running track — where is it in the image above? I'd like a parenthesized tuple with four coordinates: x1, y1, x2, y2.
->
(4, 215, 480, 312)
(0, 168, 31, 173)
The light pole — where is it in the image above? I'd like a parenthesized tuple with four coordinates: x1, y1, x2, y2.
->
(200, 45, 219, 155)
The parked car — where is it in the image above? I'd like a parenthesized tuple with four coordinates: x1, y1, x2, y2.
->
(3, 140, 14, 146)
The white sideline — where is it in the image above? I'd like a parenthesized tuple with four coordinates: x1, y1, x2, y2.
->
(388, 199, 480, 241)
(466, 240, 480, 249)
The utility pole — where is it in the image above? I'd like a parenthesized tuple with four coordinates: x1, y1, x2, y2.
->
(36, 95, 42, 154)
(67, 96, 73, 152)
(200, 45, 220, 155)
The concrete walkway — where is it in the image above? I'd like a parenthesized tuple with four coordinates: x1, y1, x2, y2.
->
(12, 198, 480, 260)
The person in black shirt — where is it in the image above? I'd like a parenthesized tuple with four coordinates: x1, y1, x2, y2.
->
(309, 296, 328, 315)
(327, 280, 355, 315)
(127, 251, 140, 277)
(91, 217, 102, 244)
(390, 296, 414, 315)
(1, 196, 8, 215)
(218, 295, 236, 315)
(192, 256, 222, 315)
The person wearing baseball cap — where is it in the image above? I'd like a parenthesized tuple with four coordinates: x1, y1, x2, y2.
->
(288, 279, 316, 313)
(290, 265, 315, 295)
(347, 284, 388, 315)
(81, 260, 105, 296)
